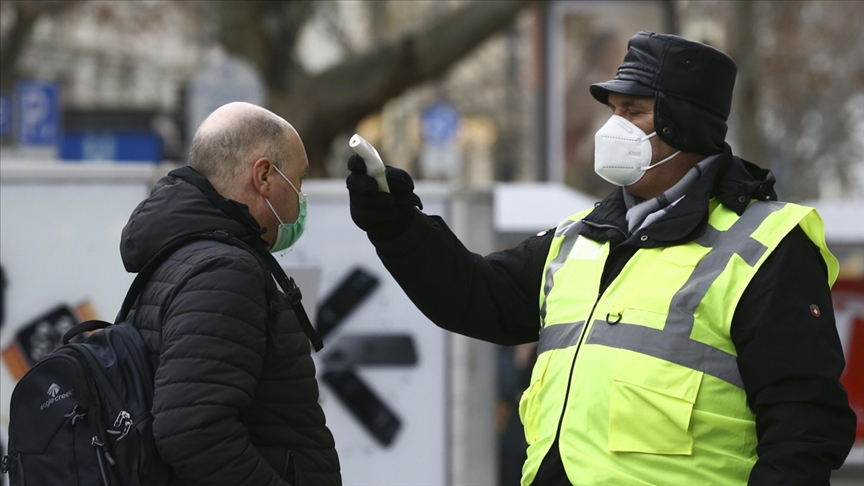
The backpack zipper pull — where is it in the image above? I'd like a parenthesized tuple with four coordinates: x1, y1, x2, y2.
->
(92, 436, 117, 466)
(107, 410, 133, 441)
(63, 404, 88, 425)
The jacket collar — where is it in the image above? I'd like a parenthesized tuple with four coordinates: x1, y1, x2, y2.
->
(168, 166, 265, 237)
(120, 166, 270, 272)
(579, 144, 778, 249)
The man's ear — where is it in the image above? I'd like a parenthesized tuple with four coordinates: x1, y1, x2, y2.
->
(251, 157, 274, 197)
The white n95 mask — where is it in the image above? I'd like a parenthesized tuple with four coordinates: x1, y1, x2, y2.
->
(594, 115, 680, 186)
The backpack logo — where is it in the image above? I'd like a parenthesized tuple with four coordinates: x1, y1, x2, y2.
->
(41, 384, 73, 411)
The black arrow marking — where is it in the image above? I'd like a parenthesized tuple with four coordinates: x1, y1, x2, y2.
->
(323, 368, 402, 446)
(323, 334, 417, 367)
(315, 267, 417, 447)
(316, 268, 379, 340)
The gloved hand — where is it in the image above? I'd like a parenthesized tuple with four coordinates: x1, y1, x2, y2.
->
(346, 154, 423, 239)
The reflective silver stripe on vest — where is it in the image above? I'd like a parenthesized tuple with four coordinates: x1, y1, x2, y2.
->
(584, 202, 785, 388)
(665, 202, 784, 338)
(540, 220, 584, 324)
(555, 219, 581, 238)
(587, 320, 744, 387)
(537, 321, 585, 355)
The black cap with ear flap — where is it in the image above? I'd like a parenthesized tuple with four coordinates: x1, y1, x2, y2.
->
(590, 31, 738, 155)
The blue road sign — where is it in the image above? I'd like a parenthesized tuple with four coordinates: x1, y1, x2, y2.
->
(0, 94, 11, 138)
(16, 81, 59, 147)
(60, 131, 162, 162)
(421, 102, 460, 145)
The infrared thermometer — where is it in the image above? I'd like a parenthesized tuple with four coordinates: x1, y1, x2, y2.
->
(349, 134, 390, 193)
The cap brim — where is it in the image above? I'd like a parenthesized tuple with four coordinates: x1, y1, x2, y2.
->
(590, 79, 655, 105)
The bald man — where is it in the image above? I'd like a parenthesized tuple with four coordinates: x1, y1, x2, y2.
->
(120, 102, 341, 485)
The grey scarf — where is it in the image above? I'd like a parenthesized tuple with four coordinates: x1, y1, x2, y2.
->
(624, 155, 718, 234)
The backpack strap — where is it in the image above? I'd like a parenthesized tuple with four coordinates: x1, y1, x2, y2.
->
(165, 166, 324, 351)
(63, 232, 324, 351)
(234, 238, 324, 352)
(200, 232, 324, 352)
(62, 233, 219, 345)
(115, 232, 225, 322)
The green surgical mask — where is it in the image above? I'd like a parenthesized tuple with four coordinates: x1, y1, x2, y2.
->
(264, 165, 307, 252)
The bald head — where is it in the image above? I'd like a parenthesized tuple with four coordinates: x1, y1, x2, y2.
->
(189, 102, 303, 196)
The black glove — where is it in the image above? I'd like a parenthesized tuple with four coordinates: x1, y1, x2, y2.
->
(346, 154, 423, 239)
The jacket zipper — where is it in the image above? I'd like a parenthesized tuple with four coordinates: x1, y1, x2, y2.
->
(282, 450, 295, 485)
(549, 293, 603, 449)
(582, 219, 627, 240)
(547, 219, 622, 455)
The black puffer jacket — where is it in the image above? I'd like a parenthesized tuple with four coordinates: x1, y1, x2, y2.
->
(120, 167, 340, 486)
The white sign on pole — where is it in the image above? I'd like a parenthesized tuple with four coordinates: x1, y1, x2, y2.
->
(0, 172, 450, 485)
(420, 102, 462, 180)
(186, 55, 266, 143)
(274, 182, 449, 485)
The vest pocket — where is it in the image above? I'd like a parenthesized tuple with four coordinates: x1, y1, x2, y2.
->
(608, 350, 702, 455)
(519, 351, 553, 445)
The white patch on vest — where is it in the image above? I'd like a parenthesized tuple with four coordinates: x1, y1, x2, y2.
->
(568, 236, 604, 261)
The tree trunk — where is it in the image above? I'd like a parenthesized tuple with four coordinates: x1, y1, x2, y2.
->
(662, 0, 680, 35)
(217, 1, 314, 92)
(729, 1, 766, 166)
(273, 0, 533, 175)
(1, 6, 41, 92)
(0, 2, 74, 92)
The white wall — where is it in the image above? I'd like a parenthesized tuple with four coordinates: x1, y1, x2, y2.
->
(0, 163, 456, 485)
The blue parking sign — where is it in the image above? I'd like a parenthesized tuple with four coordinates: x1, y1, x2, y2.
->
(0, 95, 11, 138)
(16, 81, 59, 147)
(421, 102, 460, 145)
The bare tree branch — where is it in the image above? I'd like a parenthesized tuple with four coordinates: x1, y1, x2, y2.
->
(319, 1, 357, 58)
(217, 0, 313, 92)
(274, 0, 534, 174)
(0, 1, 74, 91)
(757, 0, 864, 200)
(217, 1, 271, 75)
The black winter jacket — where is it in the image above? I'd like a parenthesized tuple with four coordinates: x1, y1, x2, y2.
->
(367, 145, 856, 485)
(120, 167, 340, 486)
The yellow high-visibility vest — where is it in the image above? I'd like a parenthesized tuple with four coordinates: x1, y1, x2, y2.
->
(520, 200, 837, 485)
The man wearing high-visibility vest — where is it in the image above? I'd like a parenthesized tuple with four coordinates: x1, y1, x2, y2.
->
(345, 31, 856, 485)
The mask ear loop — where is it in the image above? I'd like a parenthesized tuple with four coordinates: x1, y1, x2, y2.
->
(642, 150, 682, 172)
(641, 131, 681, 172)
(271, 164, 307, 215)
(269, 164, 307, 223)
(264, 198, 285, 225)
(272, 164, 302, 197)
